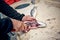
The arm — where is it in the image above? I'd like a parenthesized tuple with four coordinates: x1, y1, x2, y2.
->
(0, 17, 30, 34)
(0, 0, 25, 21)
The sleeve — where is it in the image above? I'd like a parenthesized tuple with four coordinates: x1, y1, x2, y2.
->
(0, 18, 13, 34)
(0, 0, 25, 21)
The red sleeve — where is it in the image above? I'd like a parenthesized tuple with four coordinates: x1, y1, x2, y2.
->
(4, 0, 20, 5)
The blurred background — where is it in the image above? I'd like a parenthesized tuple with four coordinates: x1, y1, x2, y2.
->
(0, 0, 60, 40)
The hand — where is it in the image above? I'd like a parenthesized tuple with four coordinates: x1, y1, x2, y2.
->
(11, 19, 30, 32)
(11, 18, 38, 33)
(22, 15, 36, 21)
(24, 20, 39, 30)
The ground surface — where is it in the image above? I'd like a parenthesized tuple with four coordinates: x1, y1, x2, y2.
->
(10, 0, 60, 40)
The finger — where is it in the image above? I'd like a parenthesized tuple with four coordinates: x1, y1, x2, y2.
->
(24, 24, 28, 31)
(29, 17, 36, 20)
(25, 17, 36, 21)
(25, 28, 30, 32)
(24, 26, 30, 33)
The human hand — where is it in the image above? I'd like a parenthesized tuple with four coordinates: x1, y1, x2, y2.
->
(11, 19, 30, 32)
(11, 18, 39, 33)
(24, 20, 39, 29)
(22, 15, 36, 21)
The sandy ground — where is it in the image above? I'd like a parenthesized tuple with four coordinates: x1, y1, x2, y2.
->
(10, 0, 60, 40)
